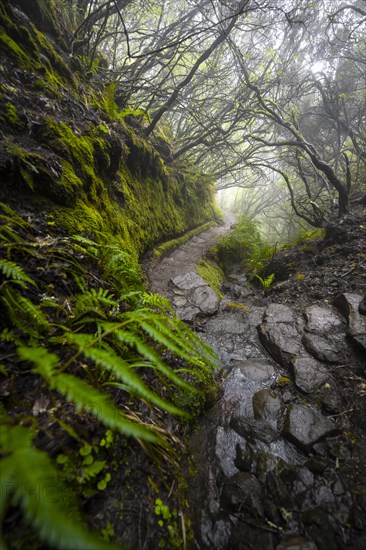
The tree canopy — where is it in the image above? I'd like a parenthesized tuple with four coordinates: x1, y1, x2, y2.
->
(18, 0, 366, 227)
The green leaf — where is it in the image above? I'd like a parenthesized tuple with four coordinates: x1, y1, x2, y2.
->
(0, 424, 120, 550)
(0, 259, 36, 287)
(18, 346, 160, 443)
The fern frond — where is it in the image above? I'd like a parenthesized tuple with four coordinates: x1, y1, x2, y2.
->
(82, 341, 187, 416)
(0, 424, 120, 550)
(0, 259, 36, 287)
(18, 346, 160, 443)
(103, 324, 198, 394)
(139, 292, 174, 314)
(2, 287, 49, 336)
(134, 312, 216, 369)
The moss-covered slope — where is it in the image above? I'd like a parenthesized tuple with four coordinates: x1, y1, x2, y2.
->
(0, 0, 217, 262)
(0, 2, 219, 548)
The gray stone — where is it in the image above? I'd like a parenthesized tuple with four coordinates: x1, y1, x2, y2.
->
(258, 321, 303, 368)
(176, 304, 200, 321)
(237, 360, 275, 383)
(205, 314, 246, 334)
(334, 293, 366, 351)
(221, 471, 263, 515)
(264, 303, 296, 323)
(231, 416, 279, 443)
(191, 285, 219, 314)
(302, 305, 347, 363)
(283, 404, 340, 452)
(171, 271, 205, 290)
(291, 355, 329, 393)
(302, 332, 344, 363)
(215, 427, 245, 477)
(172, 296, 187, 307)
(252, 389, 283, 424)
(304, 305, 344, 333)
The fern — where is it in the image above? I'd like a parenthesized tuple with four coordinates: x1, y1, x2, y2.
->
(72, 288, 118, 319)
(0, 259, 36, 287)
(18, 346, 161, 443)
(255, 273, 275, 291)
(105, 324, 200, 392)
(0, 424, 120, 550)
(63, 331, 189, 416)
(132, 311, 216, 370)
(2, 287, 50, 337)
(139, 292, 174, 314)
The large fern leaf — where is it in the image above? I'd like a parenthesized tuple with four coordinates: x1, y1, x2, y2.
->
(67, 332, 188, 416)
(0, 259, 36, 287)
(17, 346, 160, 443)
(0, 424, 120, 550)
(102, 324, 199, 393)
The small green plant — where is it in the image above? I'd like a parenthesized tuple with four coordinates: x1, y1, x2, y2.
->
(0, 202, 217, 548)
(154, 498, 184, 548)
(213, 216, 274, 277)
(255, 273, 275, 292)
(277, 376, 291, 387)
(196, 258, 224, 298)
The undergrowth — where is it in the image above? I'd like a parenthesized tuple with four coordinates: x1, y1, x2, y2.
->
(213, 216, 274, 278)
(196, 258, 224, 298)
(0, 202, 217, 549)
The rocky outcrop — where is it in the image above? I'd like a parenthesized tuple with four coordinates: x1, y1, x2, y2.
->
(170, 271, 219, 320)
(187, 287, 366, 549)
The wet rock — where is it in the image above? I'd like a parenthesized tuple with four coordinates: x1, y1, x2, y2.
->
(237, 360, 275, 383)
(264, 303, 297, 324)
(291, 355, 329, 393)
(302, 305, 347, 363)
(252, 389, 283, 425)
(258, 319, 303, 368)
(221, 471, 263, 516)
(205, 314, 246, 334)
(301, 508, 342, 550)
(359, 296, 366, 315)
(276, 536, 317, 550)
(283, 404, 340, 452)
(302, 332, 345, 363)
(215, 427, 245, 477)
(201, 514, 232, 550)
(304, 305, 344, 333)
(231, 416, 279, 443)
(171, 295, 187, 307)
(305, 456, 328, 475)
(334, 293, 366, 351)
(175, 304, 200, 321)
(191, 285, 219, 314)
(171, 271, 205, 290)
(317, 380, 343, 414)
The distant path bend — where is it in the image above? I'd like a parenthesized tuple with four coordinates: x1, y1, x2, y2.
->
(148, 217, 233, 299)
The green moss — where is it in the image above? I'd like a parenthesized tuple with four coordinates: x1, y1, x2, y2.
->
(225, 302, 251, 311)
(30, 23, 74, 85)
(0, 29, 29, 66)
(58, 160, 84, 200)
(196, 258, 224, 298)
(277, 376, 291, 387)
(152, 222, 214, 259)
(5, 101, 21, 126)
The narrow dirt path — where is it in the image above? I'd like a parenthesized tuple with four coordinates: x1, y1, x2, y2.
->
(147, 219, 232, 297)
(147, 222, 366, 550)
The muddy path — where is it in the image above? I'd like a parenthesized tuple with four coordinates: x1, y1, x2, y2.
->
(147, 222, 366, 550)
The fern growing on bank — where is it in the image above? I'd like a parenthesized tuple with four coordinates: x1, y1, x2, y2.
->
(0, 202, 218, 548)
(0, 422, 120, 550)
